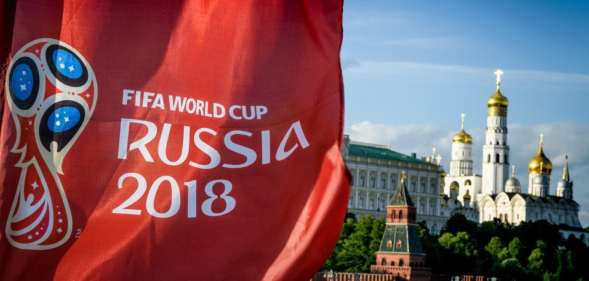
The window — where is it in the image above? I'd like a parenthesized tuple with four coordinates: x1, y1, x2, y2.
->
(349, 169, 356, 185)
(410, 176, 417, 192)
(487, 154, 491, 163)
(419, 199, 426, 215)
(496, 153, 500, 163)
(420, 177, 427, 193)
(381, 173, 387, 189)
(359, 171, 367, 187)
(369, 172, 377, 188)
(369, 197, 375, 210)
(391, 174, 398, 189)
(430, 178, 437, 194)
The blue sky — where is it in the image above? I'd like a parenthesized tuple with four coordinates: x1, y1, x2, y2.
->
(341, 1, 589, 226)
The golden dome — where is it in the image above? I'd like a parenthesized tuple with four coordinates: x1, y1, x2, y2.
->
(528, 134, 552, 174)
(453, 113, 472, 144)
(487, 89, 509, 116)
(453, 129, 472, 144)
(463, 190, 471, 201)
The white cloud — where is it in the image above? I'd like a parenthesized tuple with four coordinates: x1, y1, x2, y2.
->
(347, 121, 589, 227)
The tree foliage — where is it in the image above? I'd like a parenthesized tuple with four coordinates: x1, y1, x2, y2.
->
(324, 213, 589, 280)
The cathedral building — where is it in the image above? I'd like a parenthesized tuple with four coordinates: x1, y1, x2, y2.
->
(441, 70, 585, 241)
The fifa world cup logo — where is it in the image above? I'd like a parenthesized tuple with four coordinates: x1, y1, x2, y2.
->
(4, 38, 97, 250)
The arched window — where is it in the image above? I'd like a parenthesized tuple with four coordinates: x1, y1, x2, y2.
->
(381, 258, 387, 265)
(399, 259, 404, 266)
(487, 154, 491, 163)
(398, 210, 403, 220)
(496, 153, 500, 163)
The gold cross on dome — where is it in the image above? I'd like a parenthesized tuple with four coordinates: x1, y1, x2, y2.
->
(460, 113, 466, 130)
(539, 133, 544, 147)
(494, 69, 504, 88)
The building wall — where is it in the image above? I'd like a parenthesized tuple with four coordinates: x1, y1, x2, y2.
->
(345, 153, 445, 234)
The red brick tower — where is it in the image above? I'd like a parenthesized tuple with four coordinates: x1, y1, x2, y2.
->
(370, 172, 431, 281)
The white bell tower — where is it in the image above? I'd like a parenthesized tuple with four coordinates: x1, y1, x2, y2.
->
(482, 70, 510, 194)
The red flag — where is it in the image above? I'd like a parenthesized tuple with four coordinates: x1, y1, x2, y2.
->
(0, 1, 349, 280)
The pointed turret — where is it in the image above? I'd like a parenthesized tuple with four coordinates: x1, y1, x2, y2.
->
(450, 113, 474, 177)
(505, 165, 522, 193)
(372, 172, 431, 279)
(528, 134, 552, 197)
(462, 189, 472, 208)
(389, 172, 414, 207)
(556, 155, 573, 200)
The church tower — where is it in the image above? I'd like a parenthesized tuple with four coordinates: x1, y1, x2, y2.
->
(371, 173, 431, 281)
(528, 134, 552, 197)
(505, 165, 522, 193)
(556, 155, 573, 200)
(482, 69, 510, 194)
(450, 113, 474, 176)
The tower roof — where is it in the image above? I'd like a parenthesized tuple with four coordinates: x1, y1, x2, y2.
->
(378, 224, 424, 255)
(505, 165, 522, 192)
(389, 173, 414, 207)
(528, 133, 552, 174)
(463, 189, 471, 201)
(453, 113, 472, 144)
(488, 69, 509, 116)
(562, 154, 570, 182)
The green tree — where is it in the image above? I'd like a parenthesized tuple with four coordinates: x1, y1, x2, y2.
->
(438, 231, 477, 257)
(334, 216, 383, 272)
(528, 240, 546, 272)
(485, 236, 503, 258)
(368, 218, 385, 255)
(507, 237, 522, 259)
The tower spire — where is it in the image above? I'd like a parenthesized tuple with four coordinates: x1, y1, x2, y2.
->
(563, 154, 570, 181)
(460, 113, 465, 130)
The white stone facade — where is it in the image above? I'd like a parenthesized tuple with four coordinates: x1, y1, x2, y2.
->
(440, 71, 583, 234)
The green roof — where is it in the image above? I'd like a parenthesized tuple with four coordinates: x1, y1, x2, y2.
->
(347, 143, 432, 165)
(378, 224, 424, 254)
